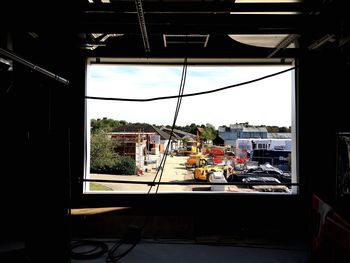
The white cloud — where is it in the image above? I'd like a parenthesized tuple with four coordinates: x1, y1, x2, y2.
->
(86, 65, 293, 128)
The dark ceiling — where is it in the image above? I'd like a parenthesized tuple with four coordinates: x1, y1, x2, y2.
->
(78, 0, 349, 59)
(1, 0, 349, 61)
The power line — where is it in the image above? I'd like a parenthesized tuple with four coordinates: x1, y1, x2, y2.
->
(85, 67, 295, 102)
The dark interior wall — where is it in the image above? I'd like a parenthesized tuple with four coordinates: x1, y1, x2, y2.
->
(0, 32, 84, 262)
(298, 38, 350, 219)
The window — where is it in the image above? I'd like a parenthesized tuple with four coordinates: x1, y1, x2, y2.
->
(84, 58, 297, 195)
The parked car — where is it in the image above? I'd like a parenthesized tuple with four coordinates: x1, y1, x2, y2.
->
(243, 177, 290, 192)
(227, 163, 291, 184)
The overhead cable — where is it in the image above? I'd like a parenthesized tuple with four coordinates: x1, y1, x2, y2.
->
(85, 66, 295, 102)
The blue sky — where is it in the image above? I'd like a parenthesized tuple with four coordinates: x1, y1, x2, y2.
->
(86, 64, 293, 129)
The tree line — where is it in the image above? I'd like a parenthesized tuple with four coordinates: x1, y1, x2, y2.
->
(91, 118, 291, 135)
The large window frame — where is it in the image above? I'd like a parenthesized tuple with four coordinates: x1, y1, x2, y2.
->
(82, 57, 299, 204)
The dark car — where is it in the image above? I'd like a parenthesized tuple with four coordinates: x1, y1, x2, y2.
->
(227, 163, 291, 184)
(242, 176, 281, 184)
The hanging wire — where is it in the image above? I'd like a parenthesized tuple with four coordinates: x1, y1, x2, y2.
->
(70, 239, 108, 260)
(155, 61, 187, 194)
(97, 59, 189, 263)
(147, 58, 188, 194)
(85, 67, 295, 102)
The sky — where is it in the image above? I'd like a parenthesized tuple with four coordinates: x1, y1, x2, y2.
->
(86, 64, 293, 129)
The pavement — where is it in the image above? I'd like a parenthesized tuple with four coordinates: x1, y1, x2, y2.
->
(88, 156, 191, 193)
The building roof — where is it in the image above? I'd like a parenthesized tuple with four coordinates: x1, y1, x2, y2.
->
(113, 123, 171, 140)
(160, 127, 196, 140)
(267, 133, 292, 139)
(113, 123, 155, 133)
(243, 127, 268, 133)
(158, 127, 181, 139)
(229, 124, 246, 129)
(153, 126, 174, 140)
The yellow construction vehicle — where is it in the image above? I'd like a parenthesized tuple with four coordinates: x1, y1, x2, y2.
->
(185, 153, 206, 169)
(194, 158, 233, 181)
(184, 140, 198, 155)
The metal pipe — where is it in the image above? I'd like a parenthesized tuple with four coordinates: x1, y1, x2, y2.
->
(0, 47, 69, 85)
(135, 0, 150, 52)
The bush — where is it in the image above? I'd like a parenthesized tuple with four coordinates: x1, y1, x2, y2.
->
(114, 155, 136, 175)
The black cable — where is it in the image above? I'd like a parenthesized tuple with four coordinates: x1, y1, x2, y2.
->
(147, 58, 187, 194)
(85, 66, 295, 102)
(70, 240, 108, 260)
(155, 61, 187, 193)
(104, 223, 144, 262)
(106, 240, 137, 263)
(103, 60, 189, 263)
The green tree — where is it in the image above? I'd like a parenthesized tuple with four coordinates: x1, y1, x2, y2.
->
(91, 118, 127, 134)
(183, 123, 197, 134)
(278, 126, 291, 133)
(200, 123, 216, 143)
(266, 126, 279, 133)
(90, 131, 117, 172)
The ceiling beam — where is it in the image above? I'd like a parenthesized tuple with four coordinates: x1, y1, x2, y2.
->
(79, 13, 337, 35)
(81, 2, 304, 14)
(83, 43, 298, 60)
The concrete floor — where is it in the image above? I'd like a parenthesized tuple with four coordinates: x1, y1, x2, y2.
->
(0, 238, 311, 263)
(71, 239, 310, 263)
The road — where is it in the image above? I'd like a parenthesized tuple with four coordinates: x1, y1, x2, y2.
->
(88, 156, 193, 193)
